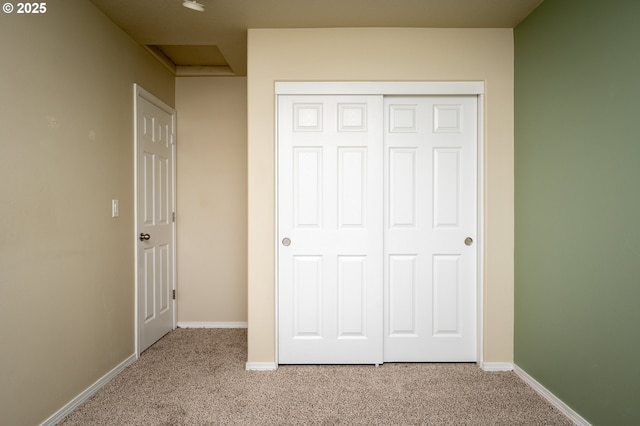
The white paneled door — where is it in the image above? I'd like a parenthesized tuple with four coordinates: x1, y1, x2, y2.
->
(278, 94, 477, 364)
(384, 97, 477, 362)
(278, 96, 384, 364)
(136, 87, 176, 353)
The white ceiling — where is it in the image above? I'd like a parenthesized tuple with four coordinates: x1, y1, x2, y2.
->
(89, 0, 543, 76)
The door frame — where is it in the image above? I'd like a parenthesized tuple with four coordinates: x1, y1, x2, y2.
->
(274, 81, 485, 366)
(133, 84, 177, 357)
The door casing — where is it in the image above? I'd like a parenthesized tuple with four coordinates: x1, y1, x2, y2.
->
(274, 81, 485, 366)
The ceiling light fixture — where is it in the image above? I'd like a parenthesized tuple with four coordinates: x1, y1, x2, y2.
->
(182, 0, 204, 12)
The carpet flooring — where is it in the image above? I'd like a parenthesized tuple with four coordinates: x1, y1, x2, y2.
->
(60, 328, 573, 425)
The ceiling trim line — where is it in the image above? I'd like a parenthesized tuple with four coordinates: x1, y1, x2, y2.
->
(176, 66, 236, 77)
(144, 46, 177, 75)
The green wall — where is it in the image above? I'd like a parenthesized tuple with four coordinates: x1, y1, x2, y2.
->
(514, 1, 640, 424)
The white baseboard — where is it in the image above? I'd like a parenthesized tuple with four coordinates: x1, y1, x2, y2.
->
(481, 362, 514, 372)
(245, 362, 278, 371)
(514, 364, 591, 426)
(40, 353, 136, 426)
(177, 321, 248, 328)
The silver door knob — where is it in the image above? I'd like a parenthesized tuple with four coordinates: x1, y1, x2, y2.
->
(464, 237, 473, 246)
(282, 237, 291, 247)
(139, 233, 151, 241)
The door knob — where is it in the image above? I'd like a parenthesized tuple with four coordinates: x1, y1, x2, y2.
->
(282, 237, 291, 247)
(139, 233, 151, 241)
(464, 237, 473, 246)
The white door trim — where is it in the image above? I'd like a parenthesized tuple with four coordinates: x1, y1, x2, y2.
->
(275, 81, 484, 96)
(133, 84, 177, 357)
(275, 81, 485, 367)
(476, 94, 485, 367)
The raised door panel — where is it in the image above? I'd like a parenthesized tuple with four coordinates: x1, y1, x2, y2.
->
(293, 256, 323, 338)
(143, 247, 155, 323)
(388, 255, 417, 335)
(432, 255, 461, 335)
(337, 256, 367, 338)
(389, 149, 417, 228)
(433, 149, 462, 228)
(338, 148, 367, 228)
(158, 243, 171, 314)
(294, 148, 323, 228)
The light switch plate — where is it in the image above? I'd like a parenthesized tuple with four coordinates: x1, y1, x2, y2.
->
(112, 199, 119, 218)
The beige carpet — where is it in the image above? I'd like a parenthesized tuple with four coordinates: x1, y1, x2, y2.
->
(60, 329, 572, 425)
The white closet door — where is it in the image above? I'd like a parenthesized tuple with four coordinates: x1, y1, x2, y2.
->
(278, 95, 384, 364)
(384, 96, 478, 362)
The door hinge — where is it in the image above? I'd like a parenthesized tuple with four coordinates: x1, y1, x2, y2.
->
(172, 211, 175, 222)
(171, 134, 176, 145)
(172, 289, 176, 300)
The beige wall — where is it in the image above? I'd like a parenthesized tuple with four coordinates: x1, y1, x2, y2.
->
(247, 28, 514, 363)
(0, 3, 174, 424)
(175, 77, 248, 323)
